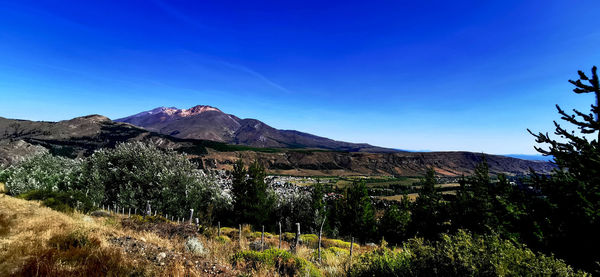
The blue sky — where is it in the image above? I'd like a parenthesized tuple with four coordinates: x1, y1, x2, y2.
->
(1, 1, 599, 154)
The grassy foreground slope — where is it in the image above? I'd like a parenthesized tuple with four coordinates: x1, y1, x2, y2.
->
(0, 194, 237, 276)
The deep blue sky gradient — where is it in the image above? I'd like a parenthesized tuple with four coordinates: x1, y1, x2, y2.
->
(1, 0, 599, 154)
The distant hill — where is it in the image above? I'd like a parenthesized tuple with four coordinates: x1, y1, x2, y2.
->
(0, 115, 555, 177)
(504, 154, 554, 162)
(115, 105, 398, 153)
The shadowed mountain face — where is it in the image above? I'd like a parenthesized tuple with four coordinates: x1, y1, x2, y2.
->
(0, 115, 555, 176)
(115, 105, 398, 153)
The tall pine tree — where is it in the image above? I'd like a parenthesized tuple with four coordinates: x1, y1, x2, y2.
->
(231, 159, 274, 227)
(528, 66, 600, 273)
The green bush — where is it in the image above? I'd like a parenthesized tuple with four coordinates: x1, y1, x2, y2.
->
(322, 238, 351, 249)
(350, 247, 411, 277)
(349, 230, 588, 277)
(312, 246, 349, 261)
(232, 248, 321, 277)
(283, 232, 296, 241)
(216, 235, 231, 244)
(18, 189, 95, 213)
(220, 227, 237, 237)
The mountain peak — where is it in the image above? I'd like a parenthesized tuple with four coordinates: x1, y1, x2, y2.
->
(181, 105, 222, 116)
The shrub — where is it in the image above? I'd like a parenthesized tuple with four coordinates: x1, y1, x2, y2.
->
(216, 235, 231, 244)
(349, 248, 411, 277)
(349, 230, 588, 277)
(283, 232, 296, 241)
(300, 234, 319, 247)
(84, 142, 229, 219)
(312, 246, 349, 261)
(184, 237, 206, 255)
(322, 238, 351, 249)
(232, 248, 321, 277)
(4, 153, 84, 196)
(219, 227, 237, 237)
(18, 189, 95, 213)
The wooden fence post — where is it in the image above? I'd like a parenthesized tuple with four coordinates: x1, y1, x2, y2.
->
(239, 224, 242, 248)
(349, 237, 354, 268)
(278, 221, 282, 249)
(218, 221, 221, 237)
(189, 209, 194, 224)
(128, 208, 131, 218)
(294, 223, 300, 253)
(318, 217, 326, 263)
(261, 225, 265, 251)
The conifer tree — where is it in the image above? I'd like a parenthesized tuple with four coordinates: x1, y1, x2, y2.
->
(231, 159, 274, 226)
(411, 168, 447, 239)
(528, 66, 600, 272)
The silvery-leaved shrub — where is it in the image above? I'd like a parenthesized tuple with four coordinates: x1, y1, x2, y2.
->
(83, 141, 229, 220)
(4, 153, 84, 196)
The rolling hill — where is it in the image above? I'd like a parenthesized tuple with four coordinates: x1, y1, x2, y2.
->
(0, 115, 554, 176)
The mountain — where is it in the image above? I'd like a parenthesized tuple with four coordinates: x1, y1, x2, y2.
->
(0, 115, 555, 177)
(115, 105, 398, 153)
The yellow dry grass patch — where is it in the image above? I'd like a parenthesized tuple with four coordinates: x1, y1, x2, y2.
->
(0, 182, 5, 193)
(0, 195, 176, 276)
(0, 194, 80, 274)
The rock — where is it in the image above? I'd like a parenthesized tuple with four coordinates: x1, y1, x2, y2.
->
(156, 252, 167, 262)
(249, 240, 265, 251)
(82, 215, 94, 223)
(90, 210, 110, 217)
(185, 237, 206, 255)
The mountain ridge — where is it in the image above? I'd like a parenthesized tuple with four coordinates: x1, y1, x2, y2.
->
(0, 115, 555, 177)
(115, 105, 399, 153)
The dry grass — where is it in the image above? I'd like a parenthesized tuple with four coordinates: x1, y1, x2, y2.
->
(1, 194, 370, 276)
(0, 195, 189, 276)
(0, 182, 5, 194)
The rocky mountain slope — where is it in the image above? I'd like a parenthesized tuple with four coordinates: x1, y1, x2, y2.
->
(115, 106, 397, 153)
(0, 115, 554, 176)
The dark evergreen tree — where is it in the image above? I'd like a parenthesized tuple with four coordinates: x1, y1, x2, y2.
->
(379, 199, 411, 245)
(230, 159, 274, 227)
(411, 168, 447, 240)
(452, 158, 497, 234)
(528, 66, 600, 273)
(338, 181, 377, 242)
